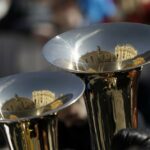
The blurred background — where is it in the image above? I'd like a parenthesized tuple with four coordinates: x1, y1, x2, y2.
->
(1, 0, 150, 150)
(1, 0, 150, 76)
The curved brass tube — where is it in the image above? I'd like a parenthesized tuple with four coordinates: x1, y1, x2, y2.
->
(0, 115, 58, 150)
(78, 68, 141, 150)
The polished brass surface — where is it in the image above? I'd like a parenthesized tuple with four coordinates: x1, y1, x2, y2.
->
(79, 68, 141, 150)
(1, 94, 73, 119)
(0, 115, 58, 150)
(43, 23, 150, 74)
(0, 72, 85, 150)
(43, 23, 150, 150)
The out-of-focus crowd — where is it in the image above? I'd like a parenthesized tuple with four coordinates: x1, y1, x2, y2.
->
(1, 0, 150, 39)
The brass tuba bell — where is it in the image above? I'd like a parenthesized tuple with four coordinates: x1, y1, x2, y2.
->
(0, 71, 85, 150)
(43, 23, 150, 150)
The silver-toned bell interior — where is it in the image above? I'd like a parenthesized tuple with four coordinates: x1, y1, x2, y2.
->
(0, 71, 85, 121)
(43, 23, 150, 73)
(0, 71, 85, 150)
